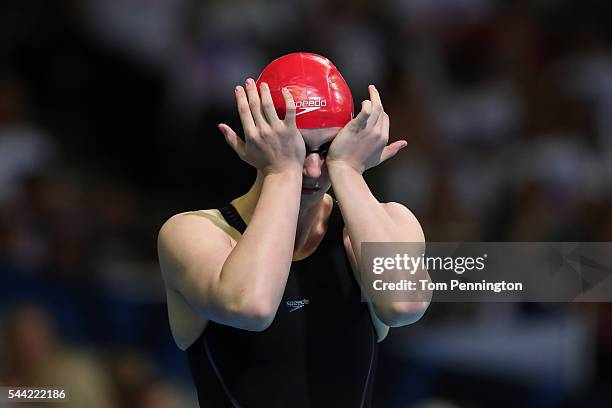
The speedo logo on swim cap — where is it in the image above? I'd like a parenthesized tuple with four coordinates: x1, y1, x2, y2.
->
(295, 98, 327, 116)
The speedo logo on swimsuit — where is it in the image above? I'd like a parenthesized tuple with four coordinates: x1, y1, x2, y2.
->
(286, 299, 310, 312)
(295, 98, 327, 116)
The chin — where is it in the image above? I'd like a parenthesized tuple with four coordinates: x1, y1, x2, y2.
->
(300, 188, 327, 203)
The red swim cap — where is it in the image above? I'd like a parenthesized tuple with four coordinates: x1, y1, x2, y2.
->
(256, 52, 353, 129)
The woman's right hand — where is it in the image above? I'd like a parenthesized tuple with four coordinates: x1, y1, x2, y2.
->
(218, 78, 306, 175)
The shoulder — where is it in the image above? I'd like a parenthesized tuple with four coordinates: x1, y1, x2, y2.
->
(157, 209, 240, 281)
(159, 209, 225, 233)
(158, 209, 240, 247)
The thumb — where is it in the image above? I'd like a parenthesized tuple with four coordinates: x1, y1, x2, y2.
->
(218, 124, 246, 158)
(379, 140, 407, 164)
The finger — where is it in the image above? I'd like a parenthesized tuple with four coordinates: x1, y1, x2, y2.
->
(282, 87, 296, 127)
(349, 100, 372, 131)
(380, 111, 389, 137)
(235, 85, 256, 136)
(218, 123, 246, 158)
(375, 111, 389, 145)
(259, 82, 280, 123)
(368, 85, 384, 126)
(379, 140, 407, 164)
(368, 84, 384, 110)
(244, 78, 266, 127)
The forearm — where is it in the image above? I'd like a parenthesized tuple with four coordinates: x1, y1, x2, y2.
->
(329, 163, 411, 258)
(219, 169, 302, 313)
(329, 163, 430, 325)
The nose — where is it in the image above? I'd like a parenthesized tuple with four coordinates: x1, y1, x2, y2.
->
(303, 152, 323, 179)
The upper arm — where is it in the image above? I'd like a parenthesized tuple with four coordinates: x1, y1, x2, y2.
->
(157, 212, 235, 319)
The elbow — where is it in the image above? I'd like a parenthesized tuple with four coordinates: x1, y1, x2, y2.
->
(242, 304, 275, 332)
(215, 267, 277, 331)
(226, 298, 276, 332)
(379, 301, 429, 327)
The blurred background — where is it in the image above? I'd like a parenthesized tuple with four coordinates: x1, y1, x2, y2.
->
(1, 0, 611, 406)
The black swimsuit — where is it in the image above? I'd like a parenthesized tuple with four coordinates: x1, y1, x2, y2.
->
(187, 202, 377, 407)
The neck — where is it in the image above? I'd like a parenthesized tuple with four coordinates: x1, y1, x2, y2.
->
(230, 171, 329, 248)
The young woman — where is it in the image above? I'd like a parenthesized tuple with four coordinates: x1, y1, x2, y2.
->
(158, 53, 429, 407)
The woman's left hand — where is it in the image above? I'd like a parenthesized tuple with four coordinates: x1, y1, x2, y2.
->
(326, 85, 407, 174)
